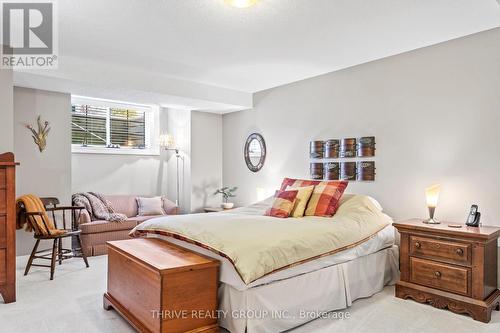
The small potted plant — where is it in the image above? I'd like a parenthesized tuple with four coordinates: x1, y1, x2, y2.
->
(214, 186, 238, 209)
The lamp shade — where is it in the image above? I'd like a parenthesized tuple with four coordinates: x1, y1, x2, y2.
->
(425, 184, 440, 208)
(225, 0, 258, 8)
(159, 134, 176, 149)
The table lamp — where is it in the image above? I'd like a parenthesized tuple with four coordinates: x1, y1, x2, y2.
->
(423, 184, 440, 224)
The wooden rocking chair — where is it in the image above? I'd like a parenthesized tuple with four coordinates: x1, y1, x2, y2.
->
(19, 197, 89, 280)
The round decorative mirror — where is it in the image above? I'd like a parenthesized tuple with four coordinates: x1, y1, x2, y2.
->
(244, 133, 266, 172)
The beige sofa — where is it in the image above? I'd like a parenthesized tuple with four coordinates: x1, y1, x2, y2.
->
(75, 195, 178, 256)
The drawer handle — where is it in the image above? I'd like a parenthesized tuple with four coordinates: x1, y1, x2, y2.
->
(434, 271, 441, 278)
(414, 242, 421, 249)
(456, 248, 464, 256)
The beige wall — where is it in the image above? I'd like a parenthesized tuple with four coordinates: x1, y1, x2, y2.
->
(0, 69, 14, 153)
(223, 27, 500, 229)
(72, 154, 168, 195)
(71, 110, 169, 197)
(14, 87, 72, 255)
(190, 111, 223, 212)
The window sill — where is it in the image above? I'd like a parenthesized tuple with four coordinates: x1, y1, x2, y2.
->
(72, 146, 160, 156)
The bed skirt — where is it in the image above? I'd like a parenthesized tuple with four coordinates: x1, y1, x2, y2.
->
(218, 245, 399, 333)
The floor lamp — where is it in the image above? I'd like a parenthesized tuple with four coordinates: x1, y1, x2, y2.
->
(159, 134, 181, 207)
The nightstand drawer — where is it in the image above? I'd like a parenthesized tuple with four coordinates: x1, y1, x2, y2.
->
(410, 257, 470, 296)
(410, 236, 471, 266)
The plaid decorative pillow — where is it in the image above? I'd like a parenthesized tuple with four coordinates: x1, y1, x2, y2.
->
(264, 190, 299, 218)
(280, 178, 321, 191)
(304, 181, 348, 217)
(285, 185, 315, 218)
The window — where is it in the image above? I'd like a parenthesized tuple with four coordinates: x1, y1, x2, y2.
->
(71, 96, 159, 155)
(71, 104, 108, 146)
(110, 108, 146, 148)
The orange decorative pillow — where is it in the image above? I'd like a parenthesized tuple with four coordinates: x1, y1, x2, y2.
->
(264, 190, 299, 218)
(304, 181, 348, 217)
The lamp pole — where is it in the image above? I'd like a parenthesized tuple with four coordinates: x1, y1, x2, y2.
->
(174, 148, 180, 207)
(160, 134, 181, 209)
(164, 147, 181, 208)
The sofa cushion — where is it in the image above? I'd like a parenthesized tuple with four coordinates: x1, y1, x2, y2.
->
(127, 215, 163, 224)
(136, 197, 166, 216)
(163, 197, 178, 215)
(103, 195, 139, 218)
(80, 215, 162, 235)
(101, 195, 178, 217)
(79, 219, 139, 235)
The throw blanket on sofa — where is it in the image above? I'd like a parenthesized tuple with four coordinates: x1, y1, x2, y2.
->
(72, 192, 126, 222)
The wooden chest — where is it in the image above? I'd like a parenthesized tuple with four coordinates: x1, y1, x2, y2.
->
(0, 152, 18, 304)
(104, 238, 220, 333)
(394, 219, 500, 322)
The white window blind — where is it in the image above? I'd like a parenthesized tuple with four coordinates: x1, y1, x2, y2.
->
(71, 97, 159, 155)
(109, 108, 146, 148)
(71, 104, 108, 146)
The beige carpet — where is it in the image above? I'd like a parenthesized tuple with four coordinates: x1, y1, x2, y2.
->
(1, 254, 499, 333)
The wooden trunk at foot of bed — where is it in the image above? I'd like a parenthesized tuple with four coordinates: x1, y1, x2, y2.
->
(104, 238, 220, 333)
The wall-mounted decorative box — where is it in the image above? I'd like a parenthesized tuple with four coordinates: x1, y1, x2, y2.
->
(323, 162, 340, 180)
(357, 136, 376, 157)
(310, 162, 324, 180)
(339, 138, 356, 158)
(340, 162, 357, 180)
(324, 139, 339, 158)
(356, 161, 375, 181)
(310, 141, 324, 159)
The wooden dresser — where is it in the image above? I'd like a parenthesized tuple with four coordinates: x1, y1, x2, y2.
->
(394, 219, 500, 322)
(0, 152, 18, 304)
(104, 238, 220, 333)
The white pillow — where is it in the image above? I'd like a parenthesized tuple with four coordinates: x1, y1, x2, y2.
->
(338, 194, 383, 211)
(136, 197, 166, 216)
(367, 196, 383, 211)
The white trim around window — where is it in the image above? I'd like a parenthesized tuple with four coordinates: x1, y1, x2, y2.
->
(71, 96, 160, 156)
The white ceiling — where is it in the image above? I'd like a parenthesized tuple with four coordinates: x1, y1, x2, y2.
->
(16, 0, 500, 111)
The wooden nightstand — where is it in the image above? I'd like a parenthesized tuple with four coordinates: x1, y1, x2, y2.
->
(203, 207, 234, 213)
(394, 219, 500, 322)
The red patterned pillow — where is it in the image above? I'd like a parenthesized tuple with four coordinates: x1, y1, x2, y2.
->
(280, 178, 348, 217)
(304, 182, 348, 217)
(264, 190, 299, 218)
(280, 178, 321, 191)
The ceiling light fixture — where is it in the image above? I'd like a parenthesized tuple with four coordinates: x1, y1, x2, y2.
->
(225, 0, 258, 8)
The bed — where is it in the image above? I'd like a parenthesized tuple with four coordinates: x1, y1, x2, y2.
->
(131, 194, 399, 333)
